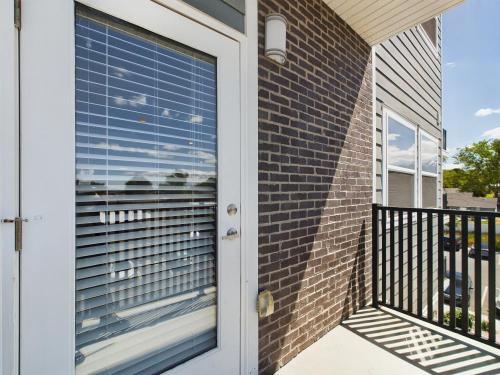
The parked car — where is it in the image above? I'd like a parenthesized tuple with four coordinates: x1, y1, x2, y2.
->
(444, 271, 472, 307)
(443, 236, 461, 252)
(468, 243, 499, 260)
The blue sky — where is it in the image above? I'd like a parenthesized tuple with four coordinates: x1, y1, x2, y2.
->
(442, 0, 500, 167)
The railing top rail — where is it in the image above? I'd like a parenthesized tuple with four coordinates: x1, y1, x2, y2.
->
(372, 203, 499, 218)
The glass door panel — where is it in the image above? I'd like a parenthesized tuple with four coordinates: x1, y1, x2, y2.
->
(20, 1, 240, 373)
(75, 7, 218, 374)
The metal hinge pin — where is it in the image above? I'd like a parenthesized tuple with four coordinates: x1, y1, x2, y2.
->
(2, 217, 28, 251)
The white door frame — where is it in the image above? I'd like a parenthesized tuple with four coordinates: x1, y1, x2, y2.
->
(0, 0, 20, 374)
(18, 0, 258, 374)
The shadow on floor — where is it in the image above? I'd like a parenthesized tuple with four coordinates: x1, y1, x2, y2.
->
(342, 307, 500, 375)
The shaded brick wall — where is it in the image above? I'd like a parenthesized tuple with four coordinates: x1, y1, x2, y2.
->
(257, 0, 373, 373)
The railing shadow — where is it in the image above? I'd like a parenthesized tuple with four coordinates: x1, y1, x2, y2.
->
(342, 307, 500, 374)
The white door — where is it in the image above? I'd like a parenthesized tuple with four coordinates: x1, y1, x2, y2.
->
(20, 1, 241, 374)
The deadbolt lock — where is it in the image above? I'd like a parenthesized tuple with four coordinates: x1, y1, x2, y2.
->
(227, 204, 238, 216)
(222, 227, 239, 240)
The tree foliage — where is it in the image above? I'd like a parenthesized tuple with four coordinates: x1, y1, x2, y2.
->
(443, 168, 466, 189)
(449, 139, 500, 198)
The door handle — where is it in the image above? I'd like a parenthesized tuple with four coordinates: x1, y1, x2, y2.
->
(222, 228, 239, 240)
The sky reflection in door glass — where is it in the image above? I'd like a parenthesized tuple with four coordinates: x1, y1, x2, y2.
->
(75, 7, 218, 374)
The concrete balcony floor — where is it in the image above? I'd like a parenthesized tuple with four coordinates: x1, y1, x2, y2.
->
(276, 307, 500, 375)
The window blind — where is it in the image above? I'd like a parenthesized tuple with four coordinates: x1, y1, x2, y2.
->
(75, 7, 217, 374)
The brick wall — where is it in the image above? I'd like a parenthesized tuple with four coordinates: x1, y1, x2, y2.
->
(257, 0, 373, 373)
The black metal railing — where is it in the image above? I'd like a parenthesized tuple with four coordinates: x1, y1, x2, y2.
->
(372, 204, 499, 347)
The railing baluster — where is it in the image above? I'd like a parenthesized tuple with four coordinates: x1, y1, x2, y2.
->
(461, 213, 469, 333)
(438, 213, 444, 325)
(487, 216, 496, 343)
(427, 211, 433, 321)
(382, 209, 387, 304)
(370, 205, 499, 348)
(417, 211, 423, 317)
(390, 209, 395, 307)
(450, 213, 456, 329)
(474, 215, 482, 338)
(399, 210, 404, 309)
(372, 204, 379, 308)
(408, 209, 413, 314)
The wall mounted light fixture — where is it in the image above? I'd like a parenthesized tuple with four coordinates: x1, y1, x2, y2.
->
(265, 13, 287, 65)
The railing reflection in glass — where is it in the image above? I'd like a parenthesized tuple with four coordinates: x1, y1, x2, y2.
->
(74, 7, 218, 374)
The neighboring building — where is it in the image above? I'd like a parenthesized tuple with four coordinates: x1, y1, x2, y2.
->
(444, 188, 498, 212)
(0, 1, 464, 375)
(372, 15, 444, 318)
(374, 17, 443, 209)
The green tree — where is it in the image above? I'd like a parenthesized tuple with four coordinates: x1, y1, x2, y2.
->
(454, 139, 500, 205)
(443, 168, 466, 189)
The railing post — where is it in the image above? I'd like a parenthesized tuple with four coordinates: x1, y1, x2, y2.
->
(474, 215, 482, 338)
(372, 204, 379, 308)
(488, 215, 496, 343)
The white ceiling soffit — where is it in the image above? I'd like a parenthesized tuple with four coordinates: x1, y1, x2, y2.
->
(325, 0, 464, 45)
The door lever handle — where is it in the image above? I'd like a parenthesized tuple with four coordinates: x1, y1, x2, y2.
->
(222, 228, 239, 240)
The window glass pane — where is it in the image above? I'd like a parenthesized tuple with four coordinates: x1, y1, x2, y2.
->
(388, 171, 414, 207)
(75, 8, 217, 374)
(387, 117, 416, 170)
(422, 176, 437, 208)
(421, 133, 438, 174)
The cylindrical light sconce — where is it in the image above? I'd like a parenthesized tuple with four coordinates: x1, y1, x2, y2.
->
(265, 13, 287, 64)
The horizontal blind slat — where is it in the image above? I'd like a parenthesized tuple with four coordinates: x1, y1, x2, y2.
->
(75, 9, 218, 374)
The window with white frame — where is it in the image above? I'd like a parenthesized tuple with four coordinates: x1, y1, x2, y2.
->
(384, 109, 439, 208)
(420, 132, 439, 208)
(386, 112, 417, 207)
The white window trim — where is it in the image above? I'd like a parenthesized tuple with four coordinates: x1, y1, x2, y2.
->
(417, 16, 439, 57)
(383, 108, 440, 209)
(382, 108, 418, 207)
(419, 129, 439, 208)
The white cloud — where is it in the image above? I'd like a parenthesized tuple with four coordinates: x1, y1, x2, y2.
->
(387, 133, 400, 141)
(114, 96, 127, 106)
(191, 115, 203, 124)
(130, 94, 147, 107)
(474, 108, 500, 117)
(421, 138, 438, 172)
(482, 126, 500, 139)
(191, 150, 216, 164)
(163, 144, 180, 151)
(113, 67, 129, 78)
(443, 162, 464, 170)
(113, 94, 147, 108)
(445, 62, 456, 68)
(97, 142, 160, 158)
(387, 144, 415, 169)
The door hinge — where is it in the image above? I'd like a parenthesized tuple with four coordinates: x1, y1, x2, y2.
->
(14, 0, 21, 29)
(2, 217, 28, 251)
